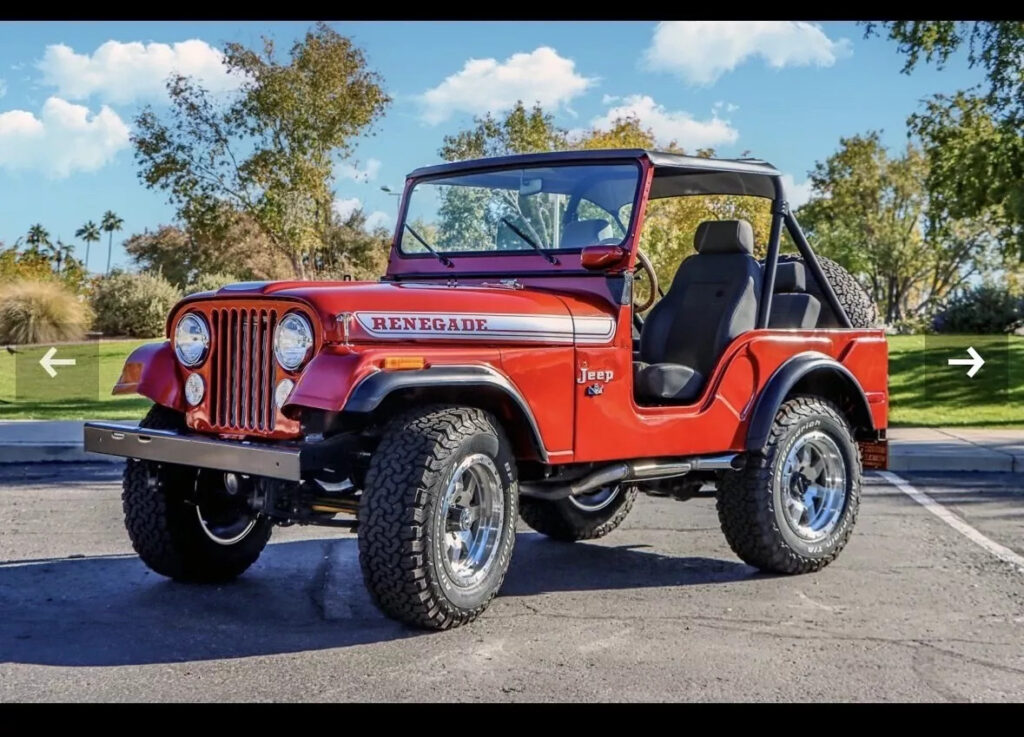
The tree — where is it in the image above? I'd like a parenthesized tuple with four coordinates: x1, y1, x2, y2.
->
(25, 224, 51, 258)
(316, 207, 390, 280)
(124, 215, 286, 287)
(132, 22, 390, 279)
(864, 21, 1024, 254)
(797, 132, 999, 323)
(44, 238, 76, 274)
(439, 102, 568, 161)
(101, 211, 123, 275)
(75, 220, 101, 272)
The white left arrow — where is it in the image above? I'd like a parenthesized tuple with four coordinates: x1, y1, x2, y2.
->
(39, 346, 76, 378)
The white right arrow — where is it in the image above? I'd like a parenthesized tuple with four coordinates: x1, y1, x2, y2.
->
(947, 345, 985, 378)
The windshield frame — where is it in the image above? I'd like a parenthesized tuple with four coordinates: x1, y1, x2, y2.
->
(392, 158, 645, 265)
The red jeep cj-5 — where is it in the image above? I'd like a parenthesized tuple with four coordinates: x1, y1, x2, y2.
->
(85, 149, 889, 629)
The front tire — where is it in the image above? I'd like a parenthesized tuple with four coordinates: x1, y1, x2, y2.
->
(358, 406, 518, 630)
(716, 396, 860, 574)
(519, 484, 637, 542)
(122, 404, 273, 583)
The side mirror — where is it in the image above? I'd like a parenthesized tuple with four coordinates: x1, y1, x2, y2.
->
(580, 245, 629, 271)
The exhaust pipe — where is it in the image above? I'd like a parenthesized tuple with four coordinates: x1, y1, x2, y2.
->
(519, 453, 740, 500)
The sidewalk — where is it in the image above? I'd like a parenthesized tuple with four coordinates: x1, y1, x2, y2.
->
(886, 427, 1024, 473)
(1, 421, 1023, 473)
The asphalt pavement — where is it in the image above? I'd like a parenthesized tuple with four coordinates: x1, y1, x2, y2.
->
(0, 463, 1021, 702)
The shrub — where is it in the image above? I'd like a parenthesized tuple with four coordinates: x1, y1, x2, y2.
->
(91, 271, 182, 338)
(185, 272, 239, 296)
(932, 284, 1024, 334)
(886, 315, 932, 335)
(0, 280, 93, 345)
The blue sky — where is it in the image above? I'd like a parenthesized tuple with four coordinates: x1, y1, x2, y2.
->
(0, 21, 982, 272)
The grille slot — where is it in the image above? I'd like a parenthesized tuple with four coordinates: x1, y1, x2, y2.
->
(210, 308, 278, 432)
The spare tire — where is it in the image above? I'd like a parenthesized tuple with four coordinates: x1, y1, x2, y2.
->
(774, 254, 879, 328)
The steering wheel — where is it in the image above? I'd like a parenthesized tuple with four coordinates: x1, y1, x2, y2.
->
(632, 248, 659, 312)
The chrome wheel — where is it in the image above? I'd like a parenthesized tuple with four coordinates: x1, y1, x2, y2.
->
(439, 453, 505, 588)
(568, 485, 620, 512)
(781, 431, 847, 542)
(195, 504, 257, 546)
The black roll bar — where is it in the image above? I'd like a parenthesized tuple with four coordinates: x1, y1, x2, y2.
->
(756, 176, 852, 329)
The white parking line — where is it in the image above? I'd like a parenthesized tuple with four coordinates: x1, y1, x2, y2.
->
(879, 470, 1024, 573)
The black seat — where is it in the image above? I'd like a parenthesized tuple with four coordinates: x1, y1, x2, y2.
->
(768, 262, 821, 329)
(635, 219, 762, 403)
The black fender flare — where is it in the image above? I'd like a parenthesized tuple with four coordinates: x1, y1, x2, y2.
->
(345, 364, 549, 461)
(746, 352, 875, 451)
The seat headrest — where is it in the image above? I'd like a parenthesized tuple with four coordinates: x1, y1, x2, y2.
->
(561, 219, 612, 248)
(774, 262, 807, 292)
(694, 220, 755, 255)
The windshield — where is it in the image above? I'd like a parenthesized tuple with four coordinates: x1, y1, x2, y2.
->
(398, 162, 641, 258)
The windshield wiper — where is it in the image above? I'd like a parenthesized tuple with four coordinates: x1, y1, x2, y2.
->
(404, 223, 453, 267)
(501, 217, 558, 264)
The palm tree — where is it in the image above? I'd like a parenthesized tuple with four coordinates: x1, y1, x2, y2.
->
(101, 210, 124, 275)
(75, 220, 101, 273)
(25, 224, 51, 258)
(44, 238, 75, 274)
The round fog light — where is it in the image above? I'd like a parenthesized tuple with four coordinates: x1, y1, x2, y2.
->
(184, 373, 205, 406)
(275, 378, 295, 409)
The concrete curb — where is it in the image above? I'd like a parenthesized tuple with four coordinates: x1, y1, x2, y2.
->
(0, 420, 130, 465)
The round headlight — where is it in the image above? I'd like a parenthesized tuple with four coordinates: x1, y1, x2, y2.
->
(174, 313, 210, 367)
(274, 313, 314, 370)
(184, 373, 205, 406)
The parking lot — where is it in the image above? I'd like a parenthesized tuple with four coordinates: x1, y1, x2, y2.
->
(1, 463, 1021, 702)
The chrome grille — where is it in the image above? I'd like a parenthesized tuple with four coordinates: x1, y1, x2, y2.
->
(210, 307, 278, 432)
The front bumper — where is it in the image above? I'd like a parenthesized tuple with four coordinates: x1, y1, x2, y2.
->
(83, 422, 359, 482)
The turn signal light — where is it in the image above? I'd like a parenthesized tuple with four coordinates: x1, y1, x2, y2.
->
(383, 356, 426, 370)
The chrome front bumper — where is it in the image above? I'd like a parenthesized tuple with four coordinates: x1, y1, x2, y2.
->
(83, 422, 302, 481)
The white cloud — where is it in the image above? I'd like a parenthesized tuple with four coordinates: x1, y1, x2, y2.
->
(332, 197, 392, 231)
(365, 210, 392, 231)
(780, 173, 815, 208)
(0, 97, 130, 178)
(644, 21, 852, 85)
(420, 46, 594, 125)
(338, 157, 381, 182)
(332, 196, 362, 220)
(591, 94, 738, 149)
(37, 39, 239, 105)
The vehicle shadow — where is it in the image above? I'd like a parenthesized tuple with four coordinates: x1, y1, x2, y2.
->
(0, 532, 757, 667)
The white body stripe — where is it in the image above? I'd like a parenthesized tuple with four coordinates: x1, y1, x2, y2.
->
(354, 311, 615, 345)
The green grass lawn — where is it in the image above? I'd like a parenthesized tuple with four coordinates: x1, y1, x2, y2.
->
(2, 334, 1022, 426)
(886, 334, 1024, 427)
(0, 339, 154, 420)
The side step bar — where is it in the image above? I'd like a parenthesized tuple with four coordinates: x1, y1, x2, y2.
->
(518, 454, 742, 500)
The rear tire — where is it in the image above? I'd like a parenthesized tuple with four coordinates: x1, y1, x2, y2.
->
(519, 485, 637, 541)
(122, 404, 272, 583)
(358, 406, 518, 630)
(716, 396, 860, 574)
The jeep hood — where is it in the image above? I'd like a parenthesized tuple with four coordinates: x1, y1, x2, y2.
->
(180, 280, 617, 346)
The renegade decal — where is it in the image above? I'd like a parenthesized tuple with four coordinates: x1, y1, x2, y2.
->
(354, 312, 615, 344)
